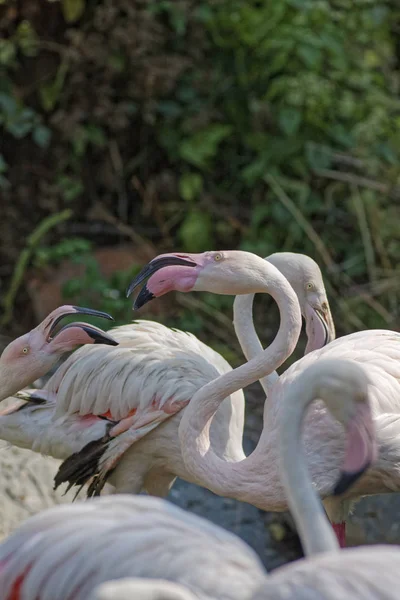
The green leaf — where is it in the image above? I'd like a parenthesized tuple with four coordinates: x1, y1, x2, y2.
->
(0, 92, 17, 118)
(305, 143, 332, 171)
(61, 0, 85, 23)
(278, 107, 302, 136)
(179, 172, 203, 202)
(297, 44, 322, 69)
(179, 210, 214, 252)
(0, 40, 16, 66)
(33, 125, 51, 148)
(57, 175, 84, 202)
(16, 20, 38, 57)
(38, 61, 68, 112)
(179, 125, 232, 169)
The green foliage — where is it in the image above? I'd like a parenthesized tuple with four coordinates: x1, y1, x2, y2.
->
(1, 0, 400, 348)
(33, 239, 137, 327)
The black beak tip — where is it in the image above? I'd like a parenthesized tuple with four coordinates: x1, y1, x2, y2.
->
(126, 256, 197, 299)
(133, 286, 155, 311)
(332, 467, 368, 497)
(81, 326, 119, 346)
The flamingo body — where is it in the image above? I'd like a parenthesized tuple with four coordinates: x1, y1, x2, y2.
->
(1, 360, 400, 600)
(126, 250, 400, 543)
(2, 320, 245, 496)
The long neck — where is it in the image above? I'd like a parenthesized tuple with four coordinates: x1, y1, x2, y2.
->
(233, 294, 278, 396)
(0, 364, 26, 403)
(178, 266, 302, 500)
(279, 375, 340, 556)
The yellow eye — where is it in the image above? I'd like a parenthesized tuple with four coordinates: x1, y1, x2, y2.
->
(306, 283, 314, 290)
(214, 253, 223, 262)
(22, 347, 29, 354)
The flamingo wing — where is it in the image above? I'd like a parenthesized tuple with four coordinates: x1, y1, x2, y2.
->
(54, 394, 189, 497)
(45, 322, 229, 496)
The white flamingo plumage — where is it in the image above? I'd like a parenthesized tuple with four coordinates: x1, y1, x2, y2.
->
(125, 249, 400, 547)
(1, 360, 400, 600)
(4, 320, 245, 497)
(0, 305, 117, 403)
(2, 254, 332, 498)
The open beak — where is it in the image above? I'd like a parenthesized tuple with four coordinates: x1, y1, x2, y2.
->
(305, 304, 335, 354)
(39, 305, 114, 342)
(126, 255, 198, 310)
(51, 322, 119, 346)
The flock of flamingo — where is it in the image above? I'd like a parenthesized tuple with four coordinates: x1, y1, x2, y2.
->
(0, 248, 399, 599)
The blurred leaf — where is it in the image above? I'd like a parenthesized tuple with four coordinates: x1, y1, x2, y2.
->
(179, 210, 214, 251)
(305, 143, 332, 171)
(16, 20, 38, 57)
(57, 175, 84, 202)
(278, 107, 301, 136)
(0, 40, 16, 66)
(297, 44, 322, 69)
(179, 125, 232, 169)
(61, 0, 85, 23)
(179, 172, 203, 202)
(0, 92, 17, 118)
(33, 125, 51, 148)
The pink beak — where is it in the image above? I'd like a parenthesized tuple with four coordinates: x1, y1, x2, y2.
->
(35, 305, 118, 347)
(304, 304, 335, 354)
(126, 255, 198, 309)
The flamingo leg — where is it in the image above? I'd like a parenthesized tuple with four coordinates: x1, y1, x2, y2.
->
(332, 522, 346, 548)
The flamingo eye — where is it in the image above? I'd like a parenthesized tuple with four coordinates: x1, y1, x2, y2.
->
(22, 347, 29, 354)
(306, 282, 314, 291)
(214, 253, 223, 262)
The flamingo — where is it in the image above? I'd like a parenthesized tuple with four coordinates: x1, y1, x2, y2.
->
(4, 254, 333, 498)
(0, 305, 117, 402)
(233, 251, 335, 395)
(1, 360, 400, 600)
(0, 305, 118, 531)
(125, 249, 400, 547)
(2, 319, 244, 497)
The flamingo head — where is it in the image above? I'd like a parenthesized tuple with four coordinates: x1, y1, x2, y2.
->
(267, 252, 335, 353)
(127, 250, 271, 309)
(0, 305, 118, 397)
(314, 360, 378, 497)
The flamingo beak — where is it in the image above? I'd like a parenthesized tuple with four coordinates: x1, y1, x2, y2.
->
(126, 255, 198, 310)
(50, 322, 119, 347)
(38, 306, 114, 342)
(304, 304, 335, 354)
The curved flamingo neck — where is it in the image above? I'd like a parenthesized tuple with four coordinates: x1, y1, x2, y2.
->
(279, 364, 342, 556)
(178, 262, 302, 500)
(0, 364, 24, 403)
(233, 293, 278, 396)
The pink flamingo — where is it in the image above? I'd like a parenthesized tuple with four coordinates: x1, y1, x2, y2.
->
(1, 360, 400, 600)
(4, 254, 333, 499)
(124, 249, 400, 548)
(0, 305, 116, 402)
